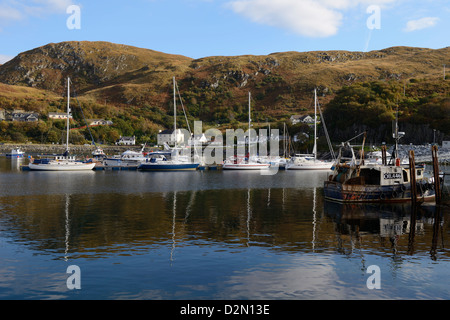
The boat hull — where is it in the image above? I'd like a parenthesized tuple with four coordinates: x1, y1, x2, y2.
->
(28, 162, 96, 171)
(323, 180, 436, 203)
(103, 158, 141, 167)
(286, 164, 333, 170)
(138, 163, 199, 171)
(222, 163, 270, 170)
(6, 154, 24, 158)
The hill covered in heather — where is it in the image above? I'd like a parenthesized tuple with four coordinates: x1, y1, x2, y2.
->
(0, 41, 448, 146)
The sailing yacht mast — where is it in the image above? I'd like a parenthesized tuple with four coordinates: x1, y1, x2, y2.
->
(173, 77, 177, 149)
(313, 88, 318, 160)
(66, 78, 70, 153)
(248, 92, 251, 159)
(248, 92, 251, 134)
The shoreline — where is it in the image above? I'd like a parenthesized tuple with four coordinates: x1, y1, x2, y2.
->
(0, 143, 149, 156)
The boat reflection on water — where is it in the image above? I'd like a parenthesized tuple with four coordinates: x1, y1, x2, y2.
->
(323, 200, 445, 260)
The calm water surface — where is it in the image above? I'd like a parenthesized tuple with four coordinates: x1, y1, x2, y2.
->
(0, 157, 449, 300)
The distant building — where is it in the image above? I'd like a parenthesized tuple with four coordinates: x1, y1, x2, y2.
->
(157, 129, 185, 146)
(49, 112, 72, 120)
(10, 110, 39, 122)
(443, 141, 450, 149)
(290, 115, 316, 125)
(88, 119, 113, 126)
(0, 109, 5, 121)
(116, 136, 136, 146)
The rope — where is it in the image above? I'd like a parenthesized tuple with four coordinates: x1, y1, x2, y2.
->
(175, 80, 191, 134)
(317, 100, 336, 161)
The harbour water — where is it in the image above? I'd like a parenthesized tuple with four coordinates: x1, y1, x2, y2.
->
(0, 157, 449, 300)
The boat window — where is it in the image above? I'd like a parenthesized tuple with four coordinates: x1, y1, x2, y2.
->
(359, 168, 380, 185)
(403, 170, 408, 182)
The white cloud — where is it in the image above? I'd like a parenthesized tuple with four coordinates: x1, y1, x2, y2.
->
(404, 17, 439, 32)
(227, 0, 399, 38)
(0, 4, 24, 22)
(32, 0, 75, 13)
(0, 0, 74, 25)
(228, 0, 342, 37)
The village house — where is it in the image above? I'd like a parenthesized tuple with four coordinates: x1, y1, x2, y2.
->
(88, 119, 114, 126)
(9, 110, 39, 122)
(157, 129, 186, 146)
(116, 136, 136, 146)
(48, 112, 72, 120)
(290, 114, 315, 125)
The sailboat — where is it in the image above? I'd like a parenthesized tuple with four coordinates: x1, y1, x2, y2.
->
(223, 92, 270, 170)
(286, 89, 334, 170)
(28, 78, 96, 171)
(138, 77, 199, 171)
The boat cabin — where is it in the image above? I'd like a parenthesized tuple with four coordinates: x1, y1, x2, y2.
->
(332, 163, 424, 187)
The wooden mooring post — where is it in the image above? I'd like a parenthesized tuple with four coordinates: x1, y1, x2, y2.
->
(431, 145, 441, 205)
(381, 145, 387, 165)
(409, 150, 417, 205)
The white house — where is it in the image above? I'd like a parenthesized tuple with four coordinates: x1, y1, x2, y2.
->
(49, 112, 72, 120)
(157, 129, 186, 146)
(88, 119, 113, 126)
(443, 141, 450, 149)
(11, 110, 39, 122)
(290, 115, 315, 125)
(116, 136, 136, 146)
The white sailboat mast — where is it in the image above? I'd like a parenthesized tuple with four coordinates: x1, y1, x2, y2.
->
(248, 92, 252, 158)
(248, 91, 251, 133)
(173, 76, 177, 148)
(313, 88, 317, 160)
(66, 77, 70, 152)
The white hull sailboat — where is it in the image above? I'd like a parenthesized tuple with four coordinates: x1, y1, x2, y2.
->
(28, 157, 95, 171)
(223, 92, 270, 170)
(28, 78, 95, 171)
(286, 89, 334, 171)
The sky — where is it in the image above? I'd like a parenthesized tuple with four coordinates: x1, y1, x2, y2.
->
(0, 0, 449, 64)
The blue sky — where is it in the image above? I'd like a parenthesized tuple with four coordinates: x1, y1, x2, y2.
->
(0, 0, 449, 64)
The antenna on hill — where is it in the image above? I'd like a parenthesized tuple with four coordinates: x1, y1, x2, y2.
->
(444, 64, 446, 80)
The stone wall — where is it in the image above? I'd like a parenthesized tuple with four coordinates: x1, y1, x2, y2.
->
(0, 144, 147, 156)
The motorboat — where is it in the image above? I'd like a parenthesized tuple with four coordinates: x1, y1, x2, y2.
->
(6, 147, 25, 158)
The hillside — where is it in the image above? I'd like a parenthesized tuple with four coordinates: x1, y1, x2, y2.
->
(0, 41, 449, 146)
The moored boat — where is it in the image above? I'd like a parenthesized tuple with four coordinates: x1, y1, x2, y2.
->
(138, 77, 199, 171)
(28, 78, 95, 171)
(323, 140, 436, 203)
(222, 158, 270, 170)
(6, 147, 25, 158)
(285, 154, 333, 170)
(28, 153, 95, 171)
(138, 158, 199, 171)
(285, 89, 334, 171)
(223, 92, 271, 171)
(103, 148, 148, 167)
